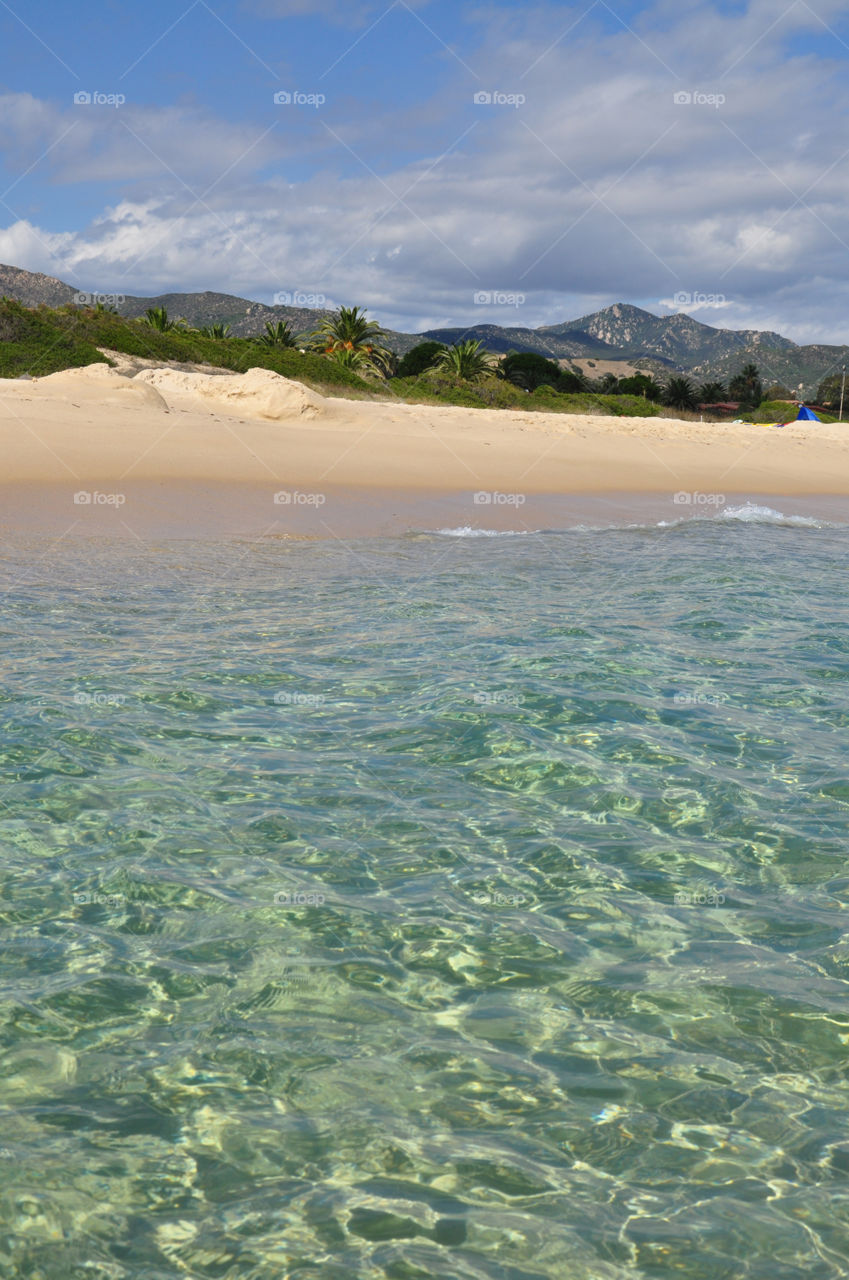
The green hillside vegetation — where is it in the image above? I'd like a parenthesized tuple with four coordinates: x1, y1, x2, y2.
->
(3, 298, 840, 425)
(0, 301, 663, 416)
(389, 369, 663, 416)
(0, 299, 376, 394)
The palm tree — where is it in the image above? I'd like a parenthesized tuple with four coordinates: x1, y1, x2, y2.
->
(307, 305, 393, 375)
(663, 376, 698, 410)
(256, 320, 297, 349)
(143, 305, 188, 332)
(199, 322, 231, 339)
(698, 380, 727, 403)
(326, 346, 378, 372)
(434, 339, 497, 382)
(144, 306, 178, 332)
(729, 363, 763, 407)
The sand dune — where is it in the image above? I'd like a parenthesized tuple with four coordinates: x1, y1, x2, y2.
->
(33, 364, 170, 412)
(134, 365, 324, 419)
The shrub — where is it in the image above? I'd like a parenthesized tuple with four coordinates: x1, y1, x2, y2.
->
(395, 341, 446, 378)
(501, 351, 562, 390)
(554, 369, 587, 393)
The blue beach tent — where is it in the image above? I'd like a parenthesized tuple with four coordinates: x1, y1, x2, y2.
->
(796, 405, 821, 421)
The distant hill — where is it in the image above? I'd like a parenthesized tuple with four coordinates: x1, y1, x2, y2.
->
(0, 263, 79, 308)
(114, 290, 421, 356)
(423, 303, 849, 390)
(420, 322, 618, 361)
(1, 263, 847, 389)
(542, 302, 796, 365)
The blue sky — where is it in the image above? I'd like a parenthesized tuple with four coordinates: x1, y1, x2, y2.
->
(1, 0, 849, 341)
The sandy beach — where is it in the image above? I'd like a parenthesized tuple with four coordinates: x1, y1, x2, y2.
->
(2, 361, 848, 536)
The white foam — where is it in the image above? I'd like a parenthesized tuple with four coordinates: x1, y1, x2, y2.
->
(433, 526, 533, 537)
(585, 504, 835, 531)
(427, 504, 841, 538)
(718, 502, 827, 527)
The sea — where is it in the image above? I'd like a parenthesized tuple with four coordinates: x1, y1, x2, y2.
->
(2, 501, 849, 1279)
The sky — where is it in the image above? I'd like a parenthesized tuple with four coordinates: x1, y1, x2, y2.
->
(1, 0, 849, 341)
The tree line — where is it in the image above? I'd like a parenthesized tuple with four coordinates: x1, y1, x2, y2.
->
(142, 303, 836, 412)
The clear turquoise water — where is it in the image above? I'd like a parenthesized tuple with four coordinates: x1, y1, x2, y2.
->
(2, 511, 849, 1279)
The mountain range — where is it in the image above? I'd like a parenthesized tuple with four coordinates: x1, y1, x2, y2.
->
(0, 264, 846, 392)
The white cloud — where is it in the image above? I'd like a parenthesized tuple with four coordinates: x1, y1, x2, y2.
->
(0, 93, 290, 188)
(3, 1, 849, 342)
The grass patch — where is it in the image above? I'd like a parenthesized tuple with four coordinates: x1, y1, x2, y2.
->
(388, 373, 664, 416)
(529, 389, 663, 417)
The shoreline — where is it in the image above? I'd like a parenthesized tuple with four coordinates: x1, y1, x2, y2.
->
(2, 483, 847, 539)
(2, 365, 849, 536)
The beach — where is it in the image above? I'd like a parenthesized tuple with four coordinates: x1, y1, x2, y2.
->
(5, 361, 849, 1279)
(2, 363, 848, 536)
